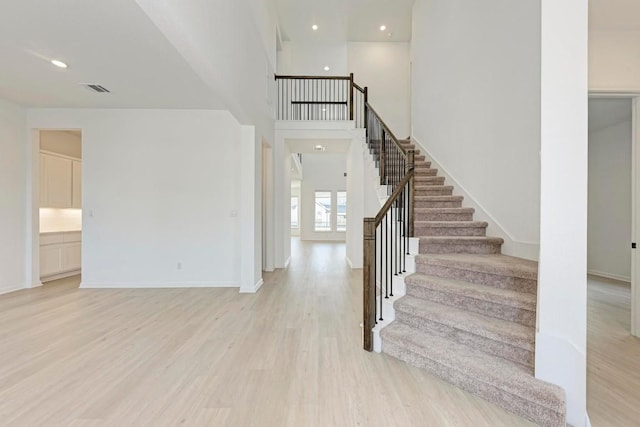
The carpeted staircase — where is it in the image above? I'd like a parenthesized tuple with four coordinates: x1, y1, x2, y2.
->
(379, 140, 566, 426)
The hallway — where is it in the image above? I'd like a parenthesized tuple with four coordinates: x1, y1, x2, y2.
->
(0, 240, 535, 426)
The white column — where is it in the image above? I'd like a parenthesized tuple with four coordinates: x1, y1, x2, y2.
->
(240, 125, 263, 293)
(536, 0, 589, 426)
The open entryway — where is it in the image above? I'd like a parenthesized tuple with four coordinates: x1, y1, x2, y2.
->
(586, 96, 640, 424)
(33, 129, 83, 289)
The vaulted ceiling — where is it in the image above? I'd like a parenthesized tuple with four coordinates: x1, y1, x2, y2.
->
(275, 0, 415, 43)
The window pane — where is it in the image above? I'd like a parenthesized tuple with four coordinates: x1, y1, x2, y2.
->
(337, 191, 347, 231)
(291, 196, 299, 228)
(315, 191, 331, 231)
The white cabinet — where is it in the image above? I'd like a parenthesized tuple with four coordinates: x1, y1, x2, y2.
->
(40, 231, 81, 281)
(40, 152, 81, 209)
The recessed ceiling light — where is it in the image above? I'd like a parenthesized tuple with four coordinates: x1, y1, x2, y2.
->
(312, 24, 318, 31)
(380, 25, 387, 31)
(51, 59, 67, 68)
(314, 145, 326, 152)
(324, 66, 330, 71)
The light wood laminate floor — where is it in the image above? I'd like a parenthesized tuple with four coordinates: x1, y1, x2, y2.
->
(0, 241, 535, 426)
(1, 243, 637, 426)
(587, 276, 640, 426)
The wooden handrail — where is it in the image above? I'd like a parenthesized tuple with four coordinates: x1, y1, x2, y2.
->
(275, 75, 351, 80)
(366, 102, 408, 157)
(375, 168, 415, 226)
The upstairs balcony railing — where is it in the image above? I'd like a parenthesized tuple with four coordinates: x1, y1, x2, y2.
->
(275, 73, 415, 352)
(275, 74, 366, 128)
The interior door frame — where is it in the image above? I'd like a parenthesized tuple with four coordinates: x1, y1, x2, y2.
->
(589, 92, 640, 336)
(631, 97, 640, 337)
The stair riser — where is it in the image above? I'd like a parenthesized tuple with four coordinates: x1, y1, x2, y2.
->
(419, 242, 502, 255)
(395, 311, 534, 367)
(406, 286, 536, 327)
(414, 200, 463, 209)
(415, 264, 537, 294)
(414, 169, 438, 176)
(381, 341, 565, 427)
(414, 177, 445, 184)
(415, 187, 453, 196)
(415, 212, 474, 221)
(414, 226, 486, 236)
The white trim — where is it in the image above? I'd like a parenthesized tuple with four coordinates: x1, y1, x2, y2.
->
(587, 270, 631, 283)
(240, 278, 264, 294)
(346, 256, 354, 269)
(411, 136, 539, 260)
(633, 97, 640, 337)
(0, 286, 26, 295)
(80, 281, 239, 289)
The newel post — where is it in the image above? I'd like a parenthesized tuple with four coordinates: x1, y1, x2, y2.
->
(363, 217, 376, 351)
(349, 73, 355, 121)
(407, 149, 415, 237)
(364, 86, 369, 131)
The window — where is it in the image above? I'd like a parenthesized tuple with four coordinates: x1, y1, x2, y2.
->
(314, 191, 332, 231)
(291, 196, 299, 229)
(337, 191, 347, 231)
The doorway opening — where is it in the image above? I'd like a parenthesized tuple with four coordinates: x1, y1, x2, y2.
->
(34, 129, 83, 289)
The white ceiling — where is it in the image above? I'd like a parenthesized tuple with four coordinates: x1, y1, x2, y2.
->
(590, 0, 640, 30)
(276, 0, 415, 43)
(588, 98, 632, 133)
(0, 0, 219, 108)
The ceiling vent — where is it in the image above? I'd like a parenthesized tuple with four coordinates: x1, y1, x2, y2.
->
(81, 84, 111, 93)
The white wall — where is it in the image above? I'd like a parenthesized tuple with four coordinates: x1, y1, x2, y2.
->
(278, 41, 349, 75)
(28, 108, 252, 289)
(0, 99, 27, 294)
(411, 0, 541, 259)
(40, 130, 81, 159)
(590, 30, 640, 92)
(291, 181, 301, 237)
(346, 137, 365, 268)
(300, 153, 347, 241)
(277, 41, 411, 136)
(348, 43, 411, 137)
(588, 101, 632, 281)
(537, 0, 589, 425)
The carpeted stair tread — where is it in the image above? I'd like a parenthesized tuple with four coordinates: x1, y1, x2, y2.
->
(415, 207, 474, 214)
(419, 237, 503, 255)
(414, 221, 487, 236)
(381, 323, 566, 425)
(415, 185, 453, 193)
(404, 272, 535, 327)
(414, 220, 488, 228)
(414, 195, 463, 207)
(415, 254, 537, 280)
(395, 296, 534, 352)
(414, 168, 439, 176)
(405, 273, 536, 311)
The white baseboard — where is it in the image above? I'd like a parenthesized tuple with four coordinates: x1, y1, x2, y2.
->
(587, 269, 631, 283)
(0, 285, 26, 295)
(411, 136, 540, 260)
(240, 278, 264, 294)
(80, 281, 239, 289)
(346, 255, 363, 270)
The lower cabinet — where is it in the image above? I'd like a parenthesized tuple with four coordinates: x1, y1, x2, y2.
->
(40, 231, 81, 281)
